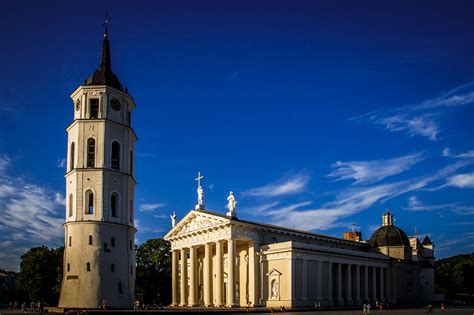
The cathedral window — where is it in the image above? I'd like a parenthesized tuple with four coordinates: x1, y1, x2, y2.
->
(89, 99, 99, 119)
(111, 141, 120, 170)
(86, 138, 96, 168)
(89, 235, 93, 245)
(111, 264, 115, 272)
(85, 190, 94, 214)
(104, 243, 110, 252)
(67, 263, 70, 272)
(68, 194, 73, 217)
(127, 111, 132, 126)
(70, 142, 75, 171)
(130, 151, 134, 175)
(111, 193, 118, 217)
(111, 237, 115, 247)
(86, 262, 91, 272)
(129, 199, 133, 223)
(69, 236, 72, 246)
(130, 240, 132, 251)
(130, 265, 133, 275)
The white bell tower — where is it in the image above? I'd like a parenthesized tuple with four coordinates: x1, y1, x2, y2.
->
(58, 20, 137, 309)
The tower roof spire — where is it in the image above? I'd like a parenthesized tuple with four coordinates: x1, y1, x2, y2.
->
(84, 15, 123, 91)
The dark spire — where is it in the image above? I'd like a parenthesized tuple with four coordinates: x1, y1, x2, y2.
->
(84, 15, 123, 91)
(100, 14, 112, 70)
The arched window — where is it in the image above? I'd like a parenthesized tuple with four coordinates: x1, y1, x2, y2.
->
(89, 99, 99, 119)
(68, 194, 73, 217)
(87, 138, 95, 168)
(111, 141, 120, 170)
(85, 190, 94, 214)
(86, 262, 91, 272)
(111, 193, 118, 217)
(89, 235, 93, 245)
(70, 142, 75, 171)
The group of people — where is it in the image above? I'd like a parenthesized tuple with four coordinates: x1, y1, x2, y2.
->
(363, 301, 384, 314)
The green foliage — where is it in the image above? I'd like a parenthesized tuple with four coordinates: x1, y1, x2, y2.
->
(135, 238, 171, 305)
(435, 252, 474, 300)
(16, 246, 63, 305)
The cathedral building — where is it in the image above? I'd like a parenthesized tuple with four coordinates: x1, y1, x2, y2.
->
(58, 24, 137, 309)
(164, 198, 442, 308)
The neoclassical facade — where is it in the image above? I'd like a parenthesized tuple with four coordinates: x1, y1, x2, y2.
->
(164, 209, 440, 308)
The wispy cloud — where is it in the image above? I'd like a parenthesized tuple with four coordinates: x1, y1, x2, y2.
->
(328, 152, 424, 184)
(351, 82, 474, 141)
(445, 173, 474, 189)
(442, 147, 474, 159)
(242, 172, 311, 198)
(0, 154, 10, 172)
(404, 196, 454, 212)
(138, 203, 167, 212)
(261, 160, 472, 231)
(0, 154, 64, 271)
(57, 158, 66, 169)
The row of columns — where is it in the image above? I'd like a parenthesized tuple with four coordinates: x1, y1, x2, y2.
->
(296, 259, 390, 306)
(171, 239, 260, 307)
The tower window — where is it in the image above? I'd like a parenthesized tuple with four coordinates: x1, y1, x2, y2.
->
(69, 236, 72, 247)
(70, 142, 75, 171)
(118, 282, 123, 294)
(111, 237, 115, 247)
(86, 262, 91, 272)
(127, 111, 132, 126)
(85, 190, 94, 214)
(111, 193, 118, 217)
(130, 265, 133, 275)
(129, 199, 133, 223)
(111, 141, 120, 170)
(68, 193, 73, 217)
(67, 263, 70, 272)
(87, 138, 96, 168)
(89, 99, 99, 119)
(111, 264, 115, 272)
(130, 240, 132, 251)
(104, 243, 110, 252)
(89, 235, 93, 245)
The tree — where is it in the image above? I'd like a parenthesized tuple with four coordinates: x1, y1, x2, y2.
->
(16, 246, 63, 305)
(135, 239, 171, 305)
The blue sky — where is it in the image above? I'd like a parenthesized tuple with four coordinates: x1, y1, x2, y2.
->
(1, 0, 474, 271)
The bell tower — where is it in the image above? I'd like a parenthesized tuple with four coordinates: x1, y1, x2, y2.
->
(59, 20, 137, 309)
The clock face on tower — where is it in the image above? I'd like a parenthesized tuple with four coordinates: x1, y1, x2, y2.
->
(75, 99, 81, 111)
(110, 99, 121, 111)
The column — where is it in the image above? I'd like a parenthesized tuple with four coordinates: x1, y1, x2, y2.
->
(180, 248, 187, 306)
(337, 263, 343, 305)
(380, 267, 385, 302)
(189, 246, 197, 306)
(317, 260, 323, 301)
(364, 265, 369, 302)
(227, 239, 236, 307)
(372, 266, 377, 302)
(346, 264, 353, 305)
(248, 241, 260, 306)
(302, 259, 308, 302)
(215, 241, 224, 307)
(171, 250, 179, 306)
(203, 243, 212, 307)
(327, 261, 333, 305)
(355, 265, 361, 305)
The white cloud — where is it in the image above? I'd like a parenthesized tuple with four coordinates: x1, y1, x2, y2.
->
(328, 153, 424, 184)
(372, 114, 440, 141)
(242, 172, 310, 198)
(0, 153, 65, 271)
(351, 82, 474, 141)
(263, 161, 472, 231)
(445, 173, 474, 189)
(442, 147, 474, 159)
(404, 196, 454, 212)
(138, 203, 167, 212)
(57, 158, 66, 169)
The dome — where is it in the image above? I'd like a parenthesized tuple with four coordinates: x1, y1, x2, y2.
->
(369, 225, 410, 248)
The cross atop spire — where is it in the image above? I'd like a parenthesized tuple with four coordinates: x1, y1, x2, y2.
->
(103, 14, 111, 37)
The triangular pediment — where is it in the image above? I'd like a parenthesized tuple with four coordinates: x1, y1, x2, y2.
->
(164, 210, 230, 239)
(266, 268, 282, 276)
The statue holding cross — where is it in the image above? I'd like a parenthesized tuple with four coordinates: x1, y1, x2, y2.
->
(195, 171, 205, 210)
